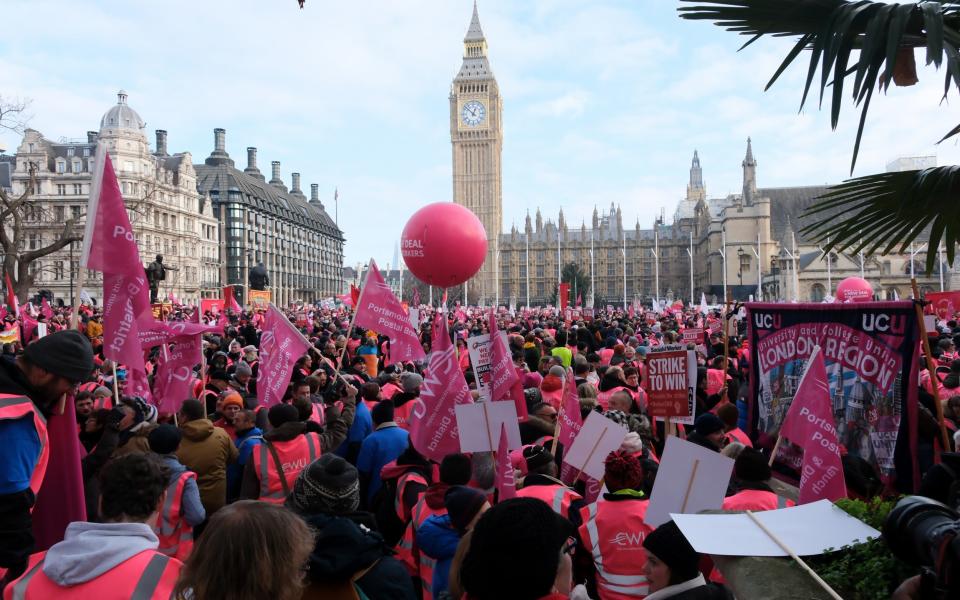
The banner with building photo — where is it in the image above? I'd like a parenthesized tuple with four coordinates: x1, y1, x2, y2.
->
(746, 302, 920, 490)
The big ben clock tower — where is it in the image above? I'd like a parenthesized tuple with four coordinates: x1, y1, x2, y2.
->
(451, 1, 503, 304)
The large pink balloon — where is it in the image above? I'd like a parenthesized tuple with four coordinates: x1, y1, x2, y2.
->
(401, 202, 488, 288)
(835, 277, 874, 302)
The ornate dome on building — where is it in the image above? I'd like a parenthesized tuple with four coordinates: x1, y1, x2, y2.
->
(99, 90, 145, 133)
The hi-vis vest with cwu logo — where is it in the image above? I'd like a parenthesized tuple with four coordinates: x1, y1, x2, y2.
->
(251, 433, 321, 504)
(578, 499, 653, 599)
(516, 484, 582, 520)
(4, 549, 181, 600)
(155, 471, 197, 561)
(396, 497, 443, 600)
(0, 394, 49, 501)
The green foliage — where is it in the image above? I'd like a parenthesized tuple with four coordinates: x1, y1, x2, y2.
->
(806, 497, 919, 599)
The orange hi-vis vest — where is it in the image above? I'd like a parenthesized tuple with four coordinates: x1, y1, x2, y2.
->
(155, 471, 197, 561)
(396, 497, 444, 600)
(0, 394, 49, 500)
(721, 489, 794, 511)
(251, 433, 321, 504)
(4, 549, 181, 600)
(394, 471, 428, 523)
(516, 483, 582, 520)
(394, 400, 416, 430)
(724, 428, 752, 448)
(578, 499, 653, 599)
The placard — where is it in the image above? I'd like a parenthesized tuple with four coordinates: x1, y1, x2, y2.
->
(671, 499, 880, 557)
(682, 328, 703, 344)
(248, 289, 271, 308)
(455, 400, 522, 452)
(562, 411, 628, 481)
(646, 436, 735, 527)
(36, 322, 48, 338)
(646, 349, 695, 419)
(199, 298, 224, 315)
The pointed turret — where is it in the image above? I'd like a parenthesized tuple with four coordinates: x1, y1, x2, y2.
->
(686, 149, 706, 203)
(616, 205, 623, 232)
(592, 206, 599, 229)
(525, 209, 532, 233)
(535, 208, 543, 232)
(558, 207, 566, 231)
(456, 1, 492, 79)
(465, 1, 484, 42)
(742, 137, 758, 205)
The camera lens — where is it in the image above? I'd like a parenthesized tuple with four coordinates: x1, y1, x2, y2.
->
(884, 496, 960, 567)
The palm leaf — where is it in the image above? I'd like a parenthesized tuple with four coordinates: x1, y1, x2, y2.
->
(799, 167, 960, 272)
(679, 0, 960, 172)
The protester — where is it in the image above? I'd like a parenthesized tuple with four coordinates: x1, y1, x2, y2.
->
(176, 398, 238, 515)
(0, 330, 93, 587)
(418, 485, 490, 600)
(80, 409, 120, 522)
(516, 445, 584, 524)
(111, 396, 159, 456)
(357, 400, 410, 505)
(148, 425, 206, 560)
(686, 413, 726, 452)
(173, 500, 313, 600)
(3, 453, 182, 599)
(642, 520, 731, 599)
(227, 409, 262, 502)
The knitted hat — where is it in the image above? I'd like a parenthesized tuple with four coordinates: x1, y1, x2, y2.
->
(522, 445, 553, 472)
(122, 396, 157, 430)
(93, 386, 112, 397)
(548, 365, 566, 378)
(461, 498, 573, 600)
(734, 447, 771, 482)
(605, 409, 629, 427)
(220, 392, 243, 409)
(401, 372, 423, 393)
(148, 424, 182, 454)
(23, 330, 93, 383)
(604, 450, 644, 493)
(371, 400, 395, 425)
(287, 454, 360, 515)
(642, 520, 701, 583)
(444, 486, 487, 534)
(694, 413, 724, 436)
(268, 403, 301, 428)
(234, 362, 252, 377)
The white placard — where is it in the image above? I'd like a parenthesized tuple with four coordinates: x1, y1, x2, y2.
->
(409, 307, 420, 330)
(36, 323, 48, 338)
(455, 400, 522, 452)
(467, 331, 509, 402)
(671, 499, 880, 557)
(561, 411, 628, 481)
(646, 436, 735, 527)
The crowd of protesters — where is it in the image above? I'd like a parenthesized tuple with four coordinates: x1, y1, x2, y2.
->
(1, 296, 959, 599)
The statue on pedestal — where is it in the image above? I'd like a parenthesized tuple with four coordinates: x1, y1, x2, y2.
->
(249, 262, 269, 291)
(145, 254, 166, 303)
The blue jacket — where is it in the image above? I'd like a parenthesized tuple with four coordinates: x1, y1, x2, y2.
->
(335, 400, 373, 464)
(416, 514, 461, 599)
(159, 454, 205, 526)
(228, 426, 263, 501)
(357, 423, 409, 503)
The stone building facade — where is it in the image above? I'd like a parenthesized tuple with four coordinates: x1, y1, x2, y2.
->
(6, 91, 220, 305)
(194, 129, 343, 307)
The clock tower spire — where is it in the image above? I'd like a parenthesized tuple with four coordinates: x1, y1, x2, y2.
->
(451, 1, 502, 305)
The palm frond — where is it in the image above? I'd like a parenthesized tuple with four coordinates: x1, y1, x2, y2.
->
(799, 166, 960, 272)
(679, 0, 960, 173)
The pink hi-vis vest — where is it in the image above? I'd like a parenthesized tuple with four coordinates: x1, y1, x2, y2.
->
(578, 499, 653, 599)
(155, 471, 197, 561)
(251, 433, 321, 504)
(394, 471, 428, 523)
(721, 489, 794, 511)
(4, 549, 181, 600)
(396, 497, 444, 600)
(0, 394, 48, 501)
(516, 484, 582, 520)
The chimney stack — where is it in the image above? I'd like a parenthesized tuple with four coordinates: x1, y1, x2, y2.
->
(270, 161, 284, 187)
(155, 130, 168, 156)
(291, 172, 302, 194)
(86, 131, 98, 144)
(204, 128, 234, 167)
(244, 147, 263, 178)
(310, 184, 319, 202)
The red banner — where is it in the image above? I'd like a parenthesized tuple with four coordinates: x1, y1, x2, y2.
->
(925, 291, 960, 319)
(645, 350, 694, 419)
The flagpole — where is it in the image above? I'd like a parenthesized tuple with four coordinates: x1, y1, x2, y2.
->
(720, 228, 727, 305)
(557, 226, 562, 306)
(653, 225, 660, 305)
(525, 234, 530, 309)
(334, 258, 373, 373)
(622, 235, 627, 311)
(688, 231, 694, 306)
(912, 279, 951, 450)
(590, 228, 595, 309)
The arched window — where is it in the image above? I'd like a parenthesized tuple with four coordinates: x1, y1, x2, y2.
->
(810, 283, 826, 302)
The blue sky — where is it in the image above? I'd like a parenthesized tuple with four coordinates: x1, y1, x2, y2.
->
(2, 0, 960, 268)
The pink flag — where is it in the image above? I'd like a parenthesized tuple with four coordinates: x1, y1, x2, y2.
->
(21, 312, 39, 342)
(778, 346, 847, 504)
(257, 304, 312, 407)
(139, 318, 220, 350)
(495, 423, 517, 502)
(153, 335, 202, 413)
(409, 311, 472, 462)
(488, 310, 518, 400)
(352, 260, 425, 362)
(558, 369, 585, 485)
(40, 297, 54, 320)
(102, 273, 151, 373)
(126, 366, 153, 405)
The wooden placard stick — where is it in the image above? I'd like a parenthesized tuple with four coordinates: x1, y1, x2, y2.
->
(912, 278, 951, 451)
(573, 428, 607, 484)
(680, 459, 700, 512)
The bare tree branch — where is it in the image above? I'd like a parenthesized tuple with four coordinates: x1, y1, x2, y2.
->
(0, 95, 32, 135)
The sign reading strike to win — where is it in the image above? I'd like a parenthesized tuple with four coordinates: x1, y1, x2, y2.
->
(646, 348, 696, 419)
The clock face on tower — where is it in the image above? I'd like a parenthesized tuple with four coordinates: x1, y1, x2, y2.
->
(460, 100, 486, 127)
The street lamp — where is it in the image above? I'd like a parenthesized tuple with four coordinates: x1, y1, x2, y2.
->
(737, 247, 744, 288)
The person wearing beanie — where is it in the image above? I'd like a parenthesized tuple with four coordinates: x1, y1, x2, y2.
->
(577, 450, 654, 599)
(516, 445, 585, 525)
(111, 396, 159, 458)
(687, 413, 726, 453)
(392, 371, 424, 430)
(357, 400, 410, 506)
(642, 520, 731, 599)
(417, 486, 490, 600)
(241, 382, 357, 504)
(229, 361, 253, 396)
(147, 425, 205, 560)
(539, 365, 566, 411)
(721, 448, 795, 511)
(177, 398, 239, 516)
(397, 453, 473, 600)
(460, 497, 582, 600)
(295, 457, 417, 600)
(212, 390, 244, 441)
